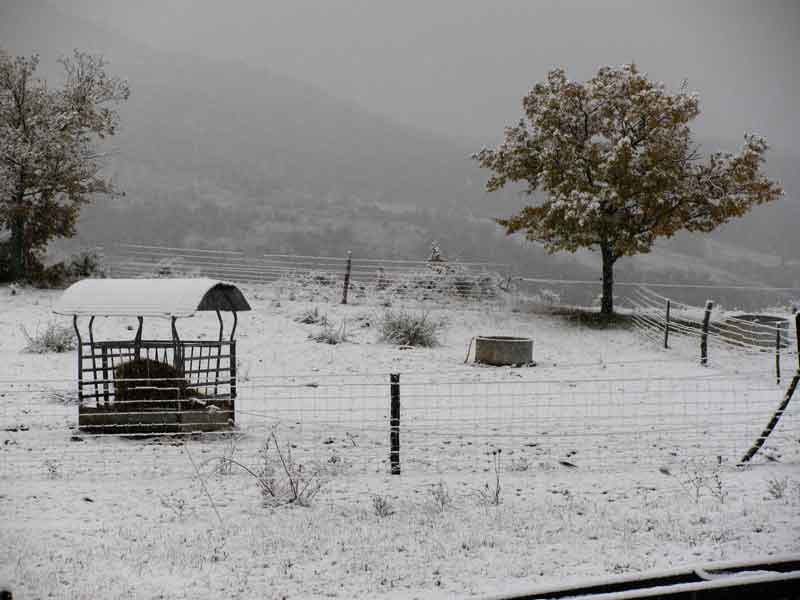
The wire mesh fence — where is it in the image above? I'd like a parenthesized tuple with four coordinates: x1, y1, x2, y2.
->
(96, 243, 800, 315)
(630, 285, 799, 383)
(2, 369, 798, 482)
(101, 243, 514, 308)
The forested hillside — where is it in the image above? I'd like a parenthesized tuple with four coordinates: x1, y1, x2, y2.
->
(1, 0, 797, 285)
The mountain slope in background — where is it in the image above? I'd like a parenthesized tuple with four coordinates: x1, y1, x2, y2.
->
(1, 0, 798, 290)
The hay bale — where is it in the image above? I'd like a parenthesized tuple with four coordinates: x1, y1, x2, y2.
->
(114, 358, 200, 409)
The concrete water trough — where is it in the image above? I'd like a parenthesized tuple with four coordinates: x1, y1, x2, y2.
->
(474, 335, 533, 366)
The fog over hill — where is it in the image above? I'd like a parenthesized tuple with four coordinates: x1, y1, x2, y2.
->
(1, 0, 798, 288)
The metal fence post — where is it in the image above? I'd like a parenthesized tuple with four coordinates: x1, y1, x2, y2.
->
(341, 250, 352, 305)
(73, 316, 83, 404)
(390, 373, 400, 475)
(700, 300, 713, 366)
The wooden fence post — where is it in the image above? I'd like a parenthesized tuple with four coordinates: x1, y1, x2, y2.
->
(700, 300, 713, 366)
(341, 250, 352, 305)
(664, 299, 671, 349)
(390, 373, 400, 475)
(740, 314, 800, 463)
(776, 327, 781, 385)
(796, 313, 800, 371)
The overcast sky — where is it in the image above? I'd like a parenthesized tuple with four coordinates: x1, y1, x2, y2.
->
(55, 1, 800, 151)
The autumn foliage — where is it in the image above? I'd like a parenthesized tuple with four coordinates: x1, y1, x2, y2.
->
(0, 49, 129, 282)
(475, 64, 782, 314)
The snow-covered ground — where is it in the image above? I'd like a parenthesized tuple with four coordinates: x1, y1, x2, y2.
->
(1, 283, 798, 599)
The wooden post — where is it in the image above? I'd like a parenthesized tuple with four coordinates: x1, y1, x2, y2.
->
(134, 316, 143, 361)
(796, 313, 800, 371)
(741, 373, 799, 463)
(776, 326, 781, 385)
(390, 373, 400, 475)
(341, 250, 352, 305)
(700, 300, 713, 366)
(741, 313, 800, 463)
(171, 317, 183, 376)
(664, 299, 671, 349)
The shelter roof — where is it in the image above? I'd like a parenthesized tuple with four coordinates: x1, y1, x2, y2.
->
(53, 278, 251, 318)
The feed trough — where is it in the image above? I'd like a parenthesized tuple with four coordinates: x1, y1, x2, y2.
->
(474, 335, 533, 366)
(54, 278, 251, 434)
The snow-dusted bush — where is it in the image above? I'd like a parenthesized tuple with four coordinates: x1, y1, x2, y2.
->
(378, 310, 442, 347)
(475, 449, 503, 506)
(256, 433, 324, 507)
(213, 432, 325, 507)
(275, 263, 506, 306)
(295, 306, 328, 326)
(309, 321, 348, 345)
(372, 495, 395, 517)
(388, 264, 503, 303)
(534, 288, 561, 306)
(427, 481, 452, 513)
(21, 322, 76, 353)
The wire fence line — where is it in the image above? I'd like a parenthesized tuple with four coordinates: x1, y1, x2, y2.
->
(99, 243, 514, 307)
(630, 285, 799, 383)
(2, 369, 797, 482)
(97, 243, 800, 311)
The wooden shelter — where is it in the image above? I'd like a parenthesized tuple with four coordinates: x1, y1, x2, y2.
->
(54, 278, 251, 434)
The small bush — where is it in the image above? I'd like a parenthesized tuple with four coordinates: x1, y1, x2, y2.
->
(658, 458, 728, 504)
(30, 261, 71, 289)
(212, 432, 324, 508)
(372, 495, 395, 517)
(767, 477, 789, 500)
(428, 481, 452, 513)
(29, 250, 105, 289)
(214, 434, 244, 476)
(475, 449, 503, 506)
(257, 433, 324, 507)
(552, 307, 633, 329)
(534, 288, 561, 305)
(21, 322, 76, 353)
(309, 321, 348, 345)
(295, 307, 328, 326)
(508, 455, 530, 472)
(379, 310, 442, 347)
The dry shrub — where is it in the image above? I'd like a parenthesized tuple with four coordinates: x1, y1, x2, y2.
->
(21, 322, 76, 353)
(309, 320, 348, 344)
(295, 307, 328, 325)
(379, 310, 442, 347)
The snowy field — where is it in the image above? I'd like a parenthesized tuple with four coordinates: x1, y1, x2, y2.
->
(1, 283, 799, 599)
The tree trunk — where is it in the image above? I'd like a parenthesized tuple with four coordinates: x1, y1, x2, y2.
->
(600, 242, 615, 316)
(9, 174, 27, 281)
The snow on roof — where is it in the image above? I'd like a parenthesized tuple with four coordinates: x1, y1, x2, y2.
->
(53, 278, 251, 318)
